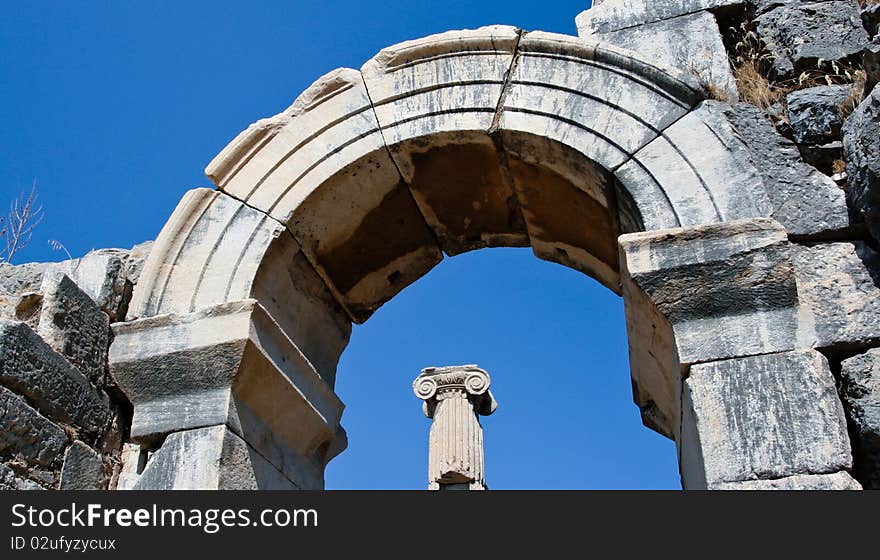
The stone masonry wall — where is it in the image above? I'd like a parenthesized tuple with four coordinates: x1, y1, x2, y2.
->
(0, 242, 151, 489)
(580, 0, 880, 489)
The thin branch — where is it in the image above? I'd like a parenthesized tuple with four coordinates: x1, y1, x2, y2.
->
(2, 181, 45, 264)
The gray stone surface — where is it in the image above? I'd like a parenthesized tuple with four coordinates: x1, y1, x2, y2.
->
(680, 349, 852, 488)
(0, 241, 149, 324)
(582, 11, 738, 101)
(755, 1, 869, 80)
(59, 441, 103, 490)
(575, 0, 745, 35)
(617, 101, 773, 229)
(110, 300, 343, 488)
(843, 84, 880, 243)
(786, 84, 851, 145)
(620, 218, 804, 438)
(0, 463, 44, 490)
(709, 471, 862, 489)
(0, 385, 68, 467)
(0, 319, 110, 433)
(129, 425, 298, 490)
(792, 241, 880, 350)
(37, 272, 109, 387)
(64, 250, 130, 322)
(0, 262, 51, 321)
(724, 103, 849, 238)
(839, 348, 880, 489)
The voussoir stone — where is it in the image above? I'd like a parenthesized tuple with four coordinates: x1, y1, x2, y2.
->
(755, 1, 868, 80)
(839, 348, 880, 489)
(0, 385, 68, 467)
(580, 11, 738, 102)
(724, 103, 849, 238)
(680, 349, 852, 488)
(843, 84, 880, 244)
(0, 319, 110, 433)
(37, 272, 110, 387)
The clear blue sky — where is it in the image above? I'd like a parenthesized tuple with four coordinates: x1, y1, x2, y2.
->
(1, 1, 680, 489)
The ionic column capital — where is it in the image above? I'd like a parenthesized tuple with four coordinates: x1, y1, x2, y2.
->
(412, 365, 497, 418)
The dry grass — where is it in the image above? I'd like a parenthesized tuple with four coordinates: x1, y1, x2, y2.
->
(832, 159, 848, 175)
(734, 60, 789, 108)
(859, 0, 879, 7)
(839, 70, 867, 120)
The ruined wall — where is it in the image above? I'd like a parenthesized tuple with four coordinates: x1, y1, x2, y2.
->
(580, 0, 880, 489)
(2, 0, 880, 490)
(0, 243, 151, 489)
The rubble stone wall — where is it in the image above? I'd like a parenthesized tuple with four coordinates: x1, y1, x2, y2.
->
(0, 243, 151, 489)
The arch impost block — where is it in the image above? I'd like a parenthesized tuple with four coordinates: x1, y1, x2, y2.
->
(618, 217, 815, 438)
(109, 299, 346, 487)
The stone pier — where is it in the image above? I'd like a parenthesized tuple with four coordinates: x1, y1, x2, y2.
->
(413, 365, 497, 490)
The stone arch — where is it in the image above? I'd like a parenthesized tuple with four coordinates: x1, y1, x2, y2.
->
(108, 26, 858, 490)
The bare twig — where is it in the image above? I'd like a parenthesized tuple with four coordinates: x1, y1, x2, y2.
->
(1, 181, 45, 264)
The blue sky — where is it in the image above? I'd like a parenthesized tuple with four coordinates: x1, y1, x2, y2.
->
(1, 1, 680, 489)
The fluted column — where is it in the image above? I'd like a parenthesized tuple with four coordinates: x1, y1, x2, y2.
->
(413, 365, 497, 490)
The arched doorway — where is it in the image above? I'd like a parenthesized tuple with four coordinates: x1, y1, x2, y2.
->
(107, 27, 858, 490)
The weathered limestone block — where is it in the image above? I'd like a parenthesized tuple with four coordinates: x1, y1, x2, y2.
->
(616, 101, 773, 230)
(0, 463, 44, 490)
(843, 85, 880, 243)
(207, 68, 386, 224)
(502, 31, 700, 174)
(0, 320, 110, 433)
(0, 242, 148, 324)
(680, 350, 853, 489)
(723, 103, 849, 238)
(575, 0, 745, 35)
(710, 471, 861, 489)
(0, 262, 52, 321)
(206, 65, 438, 322)
(792, 241, 880, 350)
(124, 241, 153, 287)
(127, 189, 351, 377)
(59, 441, 103, 490)
(839, 348, 880, 489)
(413, 366, 497, 490)
(110, 300, 344, 489)
(58, 250, 127, 321)
(0, 385, 68, 467)
(362, 26, 516, 149)
(359, 28, 522, 258)
(620, 218, 804, 438)
(128, 425, 297, 490)
(755, 1, 868, 80)
(499, 132, 622, 292)
(580, 11, 738, 102)
(786, 85, 851, 145)
(37, 272, 109, 387)
(205, 73, 442, 321)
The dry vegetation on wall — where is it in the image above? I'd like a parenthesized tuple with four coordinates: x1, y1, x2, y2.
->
(0, 183, 44, 264)
(728, 21, 866, 110)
